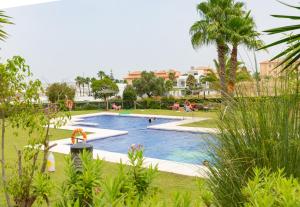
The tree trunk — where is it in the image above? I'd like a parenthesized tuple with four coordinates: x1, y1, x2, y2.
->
(1, 110, 12, 207)
(217, 42, 227, 98)
(229, 44, 238, 96)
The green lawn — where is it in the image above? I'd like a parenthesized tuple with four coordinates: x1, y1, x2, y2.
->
(182, 119, 218, 128)
(1, 109, 206, 206)
(118, 109, 218, 119)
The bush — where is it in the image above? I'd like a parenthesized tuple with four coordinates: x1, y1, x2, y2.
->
(74, 102, 100, 110)
(209, 80, 300, 206)
(123, 85, 137, 109)
(46, 83, 75, 103)
(242, 168, 300, 206)
(56, 151, 103, 207)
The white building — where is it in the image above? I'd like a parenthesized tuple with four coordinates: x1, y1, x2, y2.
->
(170, 66, 213, 97)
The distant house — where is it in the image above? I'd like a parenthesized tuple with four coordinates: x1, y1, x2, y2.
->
(260, 60, 282, 78)
(124, 69, 181, 85)
(171, 66, 214, 97)
(177, 66, 212, 88)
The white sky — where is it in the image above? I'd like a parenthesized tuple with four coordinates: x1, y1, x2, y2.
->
(0, 0, 59, 9)
(0, 0, 299, 83)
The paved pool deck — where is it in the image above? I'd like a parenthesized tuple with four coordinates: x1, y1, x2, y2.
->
(49, 112, 216, 178)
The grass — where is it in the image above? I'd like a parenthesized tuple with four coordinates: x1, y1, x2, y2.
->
(1, 109, 204, 206)
(182, 119, 218, 128)
(119, 109, 217, 119)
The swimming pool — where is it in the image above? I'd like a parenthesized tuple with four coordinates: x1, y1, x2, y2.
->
(74, 115, 212, 164)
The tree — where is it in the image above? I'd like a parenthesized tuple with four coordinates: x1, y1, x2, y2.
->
(91, 77, 119, 110)
(201, 57, 251, 91)
(260, 2, 300, 71)
(97, 70, 107, 80)
(227, 11, 262, 94)
(190, 0, 244, 97)
(186, 75, 197, 90)
(168, 72, 177, 86)
(85, 77, 91, 96)
(132, 71, 165, 97)
(165, 80, 174, 95)
(75, 76, 82, 96)
(46, 83, 76, 103)
(0, 11, 12, 42)
(122, 85, 137, 109)
(0, 56, 67, 207)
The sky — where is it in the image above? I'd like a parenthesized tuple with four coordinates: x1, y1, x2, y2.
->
(0, 0, 300, 83)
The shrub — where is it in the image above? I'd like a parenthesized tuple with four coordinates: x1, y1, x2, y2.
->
(46, 83, 75, 103)
(56, 151, 102, 207)
(74, 102, 100, 110)
(242, 168, 300, 206)
(209, 79, 300, 206)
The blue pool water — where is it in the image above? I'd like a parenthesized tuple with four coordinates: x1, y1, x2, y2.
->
(76, 115, 212, 164)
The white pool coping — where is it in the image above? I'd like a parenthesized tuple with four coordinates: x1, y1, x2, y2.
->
(49, 112, 216, 178)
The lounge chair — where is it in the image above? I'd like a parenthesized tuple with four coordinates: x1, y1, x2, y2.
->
(170, 103, 180, 110)
(112, 103, 121, 110)
(184, 104, 192, 112)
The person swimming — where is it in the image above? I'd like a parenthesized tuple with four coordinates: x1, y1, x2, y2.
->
(148, 117, 156, 123)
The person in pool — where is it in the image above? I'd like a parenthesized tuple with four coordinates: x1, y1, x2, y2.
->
(148, 117, 156, 123)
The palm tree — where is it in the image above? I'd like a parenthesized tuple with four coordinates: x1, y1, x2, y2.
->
(226, 12, 262, 94)
(0, 11, 12, 41)
(97, 70, 106, 80)
(260, 2, 300, 71)
(85, 77, 91, 96)
(190, 0, 244, 98)
(80, 77, 85, 96)
(201, 57, 251, 90)
(75, 76, 82, 96)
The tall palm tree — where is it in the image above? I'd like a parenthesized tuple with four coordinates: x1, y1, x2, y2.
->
(97, 70, 106, 80)
(201, 57, 251, 90)
(80, 77, 85, 96)
(190, 0, 244, 97)
(85, 77, 91, 96)
(226, 12, 262, 94)
(0, 11, 12, 41)
(75, 76, 82, 96)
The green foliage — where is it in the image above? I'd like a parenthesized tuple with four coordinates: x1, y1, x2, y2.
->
(260, 2, 300, 70)
(190, 0, 259, 95)
(133, 71, 166, 97)
(97, 70, 108, 80)
(91, 76, 119, 101)
(197, 180, 213, 207)
(7, 148, 53, 207)
(165, 80, 174, 93)
(46, 82, 75, 103)
(173, 192, 192, 207)
(242, 168, 300, 207)
(56, 150, 103, 207)
(186, 75, 197, 90)
(0, 10, 12, 41)
(126, 144, 158, 201)
(209, 78, 300, 206)
(168, 72, 177, 85)
(123, 85, 137, 109)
